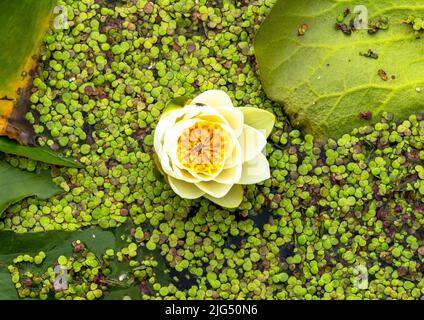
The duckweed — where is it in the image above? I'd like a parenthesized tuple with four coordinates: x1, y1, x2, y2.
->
(1, 0, 422, 300)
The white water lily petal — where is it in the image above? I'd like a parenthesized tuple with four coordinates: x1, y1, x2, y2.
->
(191, 89, 233, 109)
(155, 142, 172, 175)
(239, 125, 267, 163)
(224, 141, 242, 169)
(168, 176, 205, 199)
(239, 107, 276, 138)
(196, 114, 230, 127)
(219, 122, 237, 162)
(155, 107, 187, 143)
(184, 168, 219, 182)
(181, 105, 203, 120)
(195, 180, 233, 198)
(182, 105, 227, 122)
(238, 152, 271, 185)
(154, 108, 187, 173)
(186, 169, 222, 182)
(179, 170, 202, 183)
(154, 90, 274, 208)
(214, 163, 242, 184)
(216, 107, 244, 137)
(204, 184, 244, 209)
(168, 163, 201, 183)
(181, 106, 234, 139)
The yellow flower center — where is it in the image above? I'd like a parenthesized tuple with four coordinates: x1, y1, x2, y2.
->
(178, 122, 227, 175)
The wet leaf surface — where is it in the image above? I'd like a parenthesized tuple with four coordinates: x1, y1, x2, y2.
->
(0, 137, 80, 168)
(255, 0, 424, 140)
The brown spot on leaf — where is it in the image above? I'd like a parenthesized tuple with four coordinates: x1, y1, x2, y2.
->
(343, 8, 351, 17)
(335, 23, 352, 35)
(298, 24, 309, 36)
(84, 85, 95, 95)
(359, 112, 372, 120)
(23, 278, 33, 288)
(378, 69, 388, 81)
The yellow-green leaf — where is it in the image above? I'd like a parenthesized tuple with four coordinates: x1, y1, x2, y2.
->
(204, 184, 244, 209)
(163, 96, 192, 114)
(255, 0, 424, 140)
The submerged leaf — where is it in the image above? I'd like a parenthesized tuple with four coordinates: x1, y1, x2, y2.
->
(163, 96, 191, 114)
(0, 161, 62, 216)
(255, 0, 424, 140)
(0, 137, 80, 167)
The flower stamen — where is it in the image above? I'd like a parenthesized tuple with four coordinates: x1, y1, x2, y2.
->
(178, 122, 227, 174)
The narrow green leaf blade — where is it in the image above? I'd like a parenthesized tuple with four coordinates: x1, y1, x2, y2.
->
(0, 161, 62, 215)
(0, 137, 80, 167)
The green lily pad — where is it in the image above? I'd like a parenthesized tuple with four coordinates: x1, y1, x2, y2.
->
(0, 161, 62, 216)
(255, 0, 424, 141)
(0, 228, 116, 300)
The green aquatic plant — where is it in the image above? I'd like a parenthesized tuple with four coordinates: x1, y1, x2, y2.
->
(0, 137, 79, 217)
(255, 0, 424, 140)
(154, 90, 275, 208)
(0, 0, 77, 217)
(0, 0, 56, 143)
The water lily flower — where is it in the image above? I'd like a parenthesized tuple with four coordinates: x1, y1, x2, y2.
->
(154, 90, 275, 208)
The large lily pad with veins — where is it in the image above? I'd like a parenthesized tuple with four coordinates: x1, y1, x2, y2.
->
(255, 0, 424, 141)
